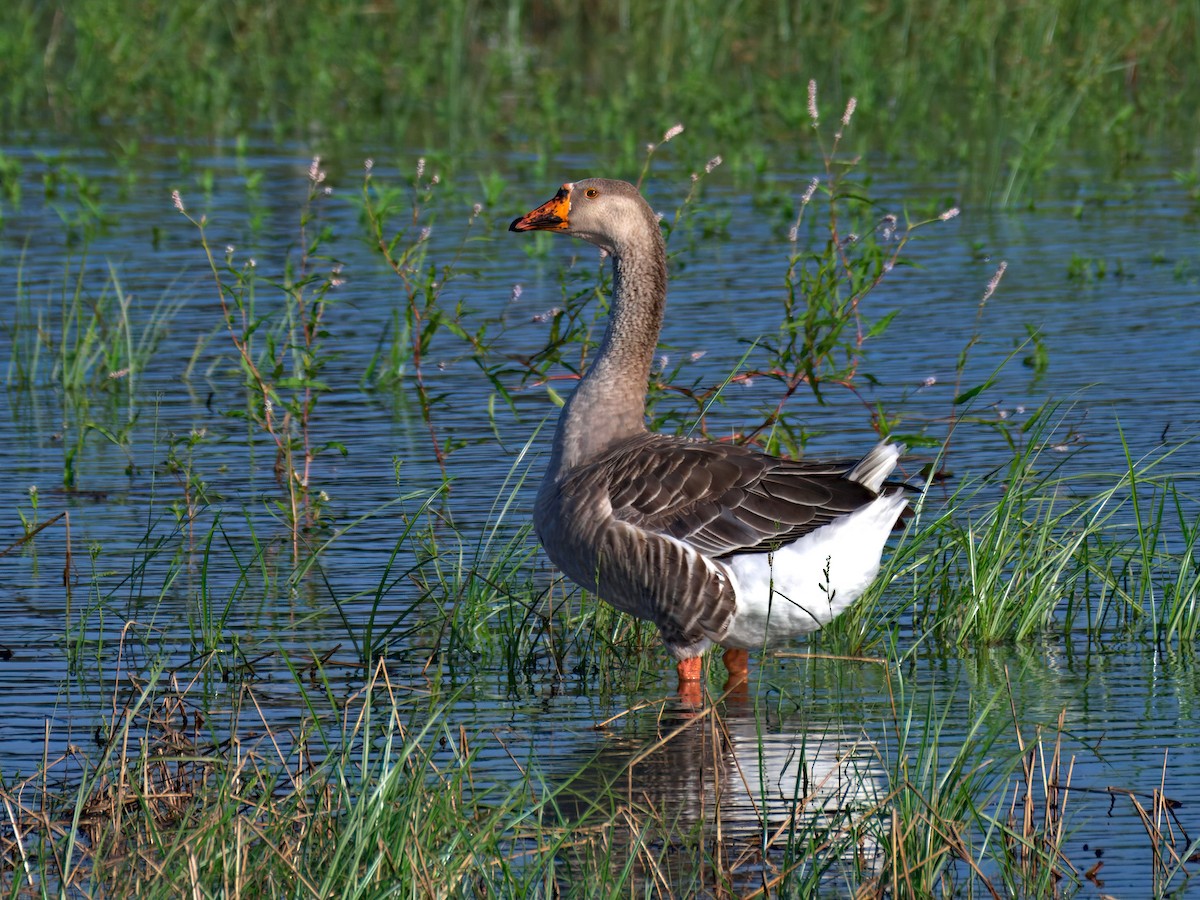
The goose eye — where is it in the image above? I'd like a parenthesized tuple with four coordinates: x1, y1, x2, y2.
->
(584, 188, 599, 199)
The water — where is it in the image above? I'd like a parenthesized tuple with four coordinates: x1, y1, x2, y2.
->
(0, 137, 1198, 895)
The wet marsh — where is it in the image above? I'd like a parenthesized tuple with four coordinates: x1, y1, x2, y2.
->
(1, 7, 1200, 894)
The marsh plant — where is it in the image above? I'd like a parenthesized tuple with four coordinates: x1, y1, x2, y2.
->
(174, 158, 347, 555)
(4, 1, 1199, 202)
(359, 156, 490, 478)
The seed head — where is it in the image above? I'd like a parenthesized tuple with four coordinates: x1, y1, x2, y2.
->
(841, 97, 857, 127)
(983, 261, 1008, 301)
(662, 123, 684, 143)
(807, 80, 819, 123)
(172, 190, 185, 213)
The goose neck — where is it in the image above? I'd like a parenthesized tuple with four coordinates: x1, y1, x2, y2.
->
(545, 237, 667, 478)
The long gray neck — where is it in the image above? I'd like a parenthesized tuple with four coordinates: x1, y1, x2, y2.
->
(543, 229, 667, 483)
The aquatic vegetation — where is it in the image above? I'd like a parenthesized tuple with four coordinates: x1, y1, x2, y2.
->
(359, 156, 492, 479)
(6, 630, 1197, 897)
(3, 254, 181, 395)
(174, 162, 349, 555)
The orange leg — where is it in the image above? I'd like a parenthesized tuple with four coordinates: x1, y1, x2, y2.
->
(722, 648, 749, 680)
(676, 656, 704, 705)
(721, 648, 750, 702)
(676, 656, 703, 682)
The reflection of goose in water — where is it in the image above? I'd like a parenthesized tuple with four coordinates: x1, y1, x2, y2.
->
(552, 701, 886, 892)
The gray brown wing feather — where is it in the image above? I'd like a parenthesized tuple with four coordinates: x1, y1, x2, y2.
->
(545, 461, 740, 650)
(593, 518, 737, 651)
(599, 433, 883, 559)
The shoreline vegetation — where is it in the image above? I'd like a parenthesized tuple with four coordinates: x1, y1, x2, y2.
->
(1, 4, 1199, 893)
(2, 0, 1199, 204)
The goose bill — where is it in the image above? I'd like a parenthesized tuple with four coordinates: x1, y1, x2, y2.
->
(509, 186, 572, 232)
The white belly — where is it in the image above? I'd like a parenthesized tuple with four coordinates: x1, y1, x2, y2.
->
(719, 492, 908, 649)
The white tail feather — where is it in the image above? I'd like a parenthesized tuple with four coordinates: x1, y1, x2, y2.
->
(845, 441, 905, 492)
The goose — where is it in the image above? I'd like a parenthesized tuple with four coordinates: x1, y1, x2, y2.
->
(510, 178, 909, 697)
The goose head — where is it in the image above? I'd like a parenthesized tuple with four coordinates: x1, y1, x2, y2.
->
(509, 178, 661, 258)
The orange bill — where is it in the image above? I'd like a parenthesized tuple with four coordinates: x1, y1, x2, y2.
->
(509, 184, 572, 232)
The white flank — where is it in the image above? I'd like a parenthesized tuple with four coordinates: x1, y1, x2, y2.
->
(719, 491, 908, 649)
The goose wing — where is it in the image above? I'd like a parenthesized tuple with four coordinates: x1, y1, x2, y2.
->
(595, 434, 883, 559)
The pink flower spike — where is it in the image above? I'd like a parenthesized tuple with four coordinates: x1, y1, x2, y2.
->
(841, 97, 857, 127)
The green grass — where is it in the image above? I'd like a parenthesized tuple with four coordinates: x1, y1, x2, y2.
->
(1, 0, 1198, 203)
(863, 407, 1200, 648)
(3, 253, 181, 395)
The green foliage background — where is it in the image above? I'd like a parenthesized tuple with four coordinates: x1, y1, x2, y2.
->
(4, 0, 1197, 201)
